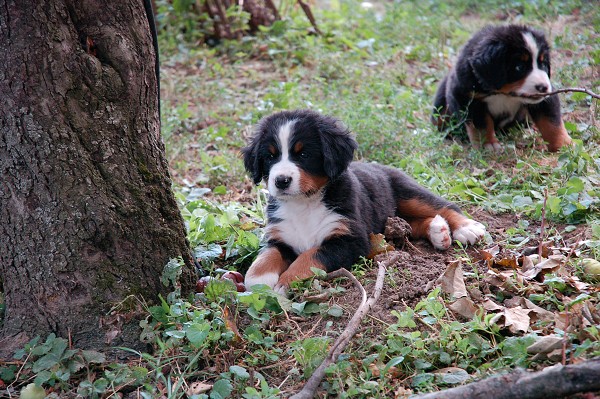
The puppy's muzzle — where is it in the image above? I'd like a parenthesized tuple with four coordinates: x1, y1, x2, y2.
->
(535, 83, 549, 93)
(275, 175, 292, 190)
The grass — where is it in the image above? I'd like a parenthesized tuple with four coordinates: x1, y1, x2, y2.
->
(2, 0, 600, 397)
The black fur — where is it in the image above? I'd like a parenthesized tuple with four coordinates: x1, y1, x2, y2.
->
(433, 24, 562, 138)
(243, 110, 466, 272)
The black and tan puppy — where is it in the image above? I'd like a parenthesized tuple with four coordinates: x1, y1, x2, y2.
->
(433, 24, 572, 152)
(242, 110, 486, 293)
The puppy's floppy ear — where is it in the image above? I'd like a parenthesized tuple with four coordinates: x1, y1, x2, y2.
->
(318, 115, 357, 180)
(241, 135, 264, 185)
(470, 40, 507, 91)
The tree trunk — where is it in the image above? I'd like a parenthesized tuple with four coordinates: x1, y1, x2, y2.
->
(0, 0, 194, 352)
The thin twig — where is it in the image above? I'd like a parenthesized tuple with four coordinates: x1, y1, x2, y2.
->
(538, 188, 548, 259)
(562, 309, 569, 366)
(289, 252, 400, 399)
(322, 268, 367, 306)
(488, 87, 600, 100)
(297, 0, 322, 35)
(7, 350, 32, 392)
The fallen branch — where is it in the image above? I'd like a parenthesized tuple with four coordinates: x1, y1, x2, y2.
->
(489, 87, 600, 100)
(413, 358, 600, 399)
(297, 0, 322, 35)
(289, 252, 400, 399)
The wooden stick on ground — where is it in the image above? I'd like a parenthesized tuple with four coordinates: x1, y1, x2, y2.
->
(290, 252, 400, 399)
(413, 358, 600, 399)
(538, 188, 548, 259)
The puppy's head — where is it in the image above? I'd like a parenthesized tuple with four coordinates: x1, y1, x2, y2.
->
(470, 25, 552, 103)
(242, 110, 357, 199)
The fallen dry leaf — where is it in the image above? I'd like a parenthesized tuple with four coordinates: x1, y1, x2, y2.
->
(495, 257, 519, 269)
(368, 233, 395, 258)
(448, 296, 478, 319)
(438, 260, 468, 299)
(432, 367, 470, 385)
(490, 306, 531, 334)
(482, 299, 504, 312)
(505, 297, 554, 321)
(485, 269, 523, 292)
(527, 334, 563, 360)
(223, 305, 243, 341)
(564, 275, 590, 292)
(395, 386, 413, 399)
(479, 245, 500, 263)
(186, 381, 213, 396)
(521, 257, 561, 280)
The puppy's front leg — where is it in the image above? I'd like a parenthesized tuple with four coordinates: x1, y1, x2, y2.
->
(465, 121, 483, 149)
(245, 246, 290, 291)
(274, 234, 367, 294)
(483, 113, 502, 152)
(274, 248, 324, 294)
(529, 95, 572, 152)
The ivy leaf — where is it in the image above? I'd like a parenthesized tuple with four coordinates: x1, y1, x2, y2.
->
(195, 244, 223, 262)
(82, 350, 106, 364)
(185, 322, 211, 347)
(165, 330, 186, 339)
(546, 196, 562, 215)
(213, 185, 227, 195)
(161, 258, 183, 288)
(230, 365, 250, 380)
(566, 176, 584, 193)
(32, 352, 60, 373)
(210, 379, 233, 399)
(327, 305, 344, 318)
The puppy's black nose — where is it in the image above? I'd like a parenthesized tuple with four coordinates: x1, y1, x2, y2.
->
(535, 84, 549, 93)
(275, 175, 292, 189)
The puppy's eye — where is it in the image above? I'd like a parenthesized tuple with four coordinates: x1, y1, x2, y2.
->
(514, 61, 528, 73)
(300, 151, 309, 159)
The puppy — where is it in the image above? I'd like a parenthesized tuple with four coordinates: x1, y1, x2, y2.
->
(433, 24, 572, 152)
(242, 110, 486, 293)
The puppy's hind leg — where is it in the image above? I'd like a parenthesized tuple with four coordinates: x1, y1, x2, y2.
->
(397, 198, 486, 250)
(407, 214, 452, 250)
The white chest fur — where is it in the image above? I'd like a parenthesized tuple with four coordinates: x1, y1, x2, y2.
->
(270, 196, 346, 254)
(483, 95, 524, 128)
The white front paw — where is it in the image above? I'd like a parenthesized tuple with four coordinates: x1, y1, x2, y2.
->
(484, 141, 503, 152)
(428, 215, 452, 250)
(244, 272, 279, 292)
(273, 283, 289, 296)
(453, 220, 486, 245)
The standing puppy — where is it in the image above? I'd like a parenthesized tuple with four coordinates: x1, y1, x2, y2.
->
(243, 110, 486, 293)
(433, 25, 572, 151)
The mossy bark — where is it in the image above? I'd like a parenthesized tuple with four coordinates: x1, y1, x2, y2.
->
(0, 0, 195, 352)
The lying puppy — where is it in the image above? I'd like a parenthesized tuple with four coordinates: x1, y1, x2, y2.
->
(242, 110, 486, 293)
(433, 24, 572, 152)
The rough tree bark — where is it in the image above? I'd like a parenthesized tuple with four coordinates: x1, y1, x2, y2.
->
(0, 0, 195, 353)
